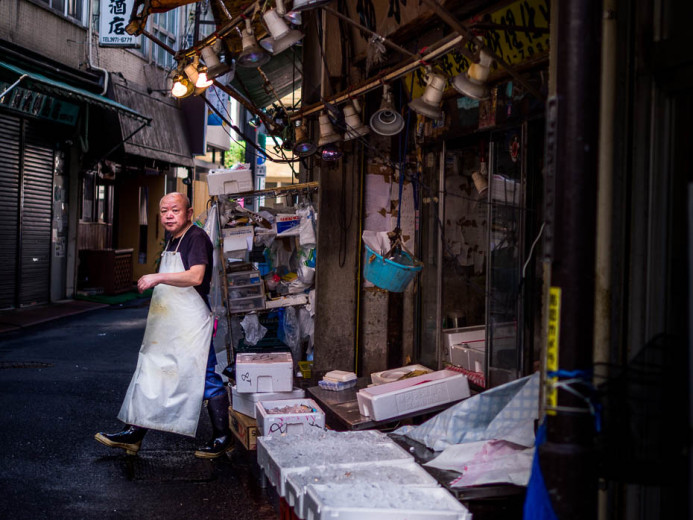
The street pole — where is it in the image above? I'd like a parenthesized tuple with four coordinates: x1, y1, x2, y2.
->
(540, 0, 602, 518)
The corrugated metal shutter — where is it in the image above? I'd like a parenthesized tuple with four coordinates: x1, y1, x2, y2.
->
(19, 120, 54, 307)
(0, 113, 21, 309)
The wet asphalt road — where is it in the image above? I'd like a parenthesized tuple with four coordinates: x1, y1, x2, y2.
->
(0, 301, 277, 520)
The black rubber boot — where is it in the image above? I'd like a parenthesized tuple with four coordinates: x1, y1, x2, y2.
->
(95, 425, 147, 456)
(195, 391, 234, 459)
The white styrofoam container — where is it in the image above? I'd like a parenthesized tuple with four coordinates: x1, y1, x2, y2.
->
(231, 386, 305, 418)
(286, 462, 440, 520)
(256, 430, 414, 498)
(442, 325, 485, 350)
(370, 364, 433, 385)
(356, 369, 470, 421)
(256, 398, 326, 437)
(303, 482, 471, 520)
(207, 168, 253, 195)
(450, 344, 485, 372)
(235, 352, 293, 393)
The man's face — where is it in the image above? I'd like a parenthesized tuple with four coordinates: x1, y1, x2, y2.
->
(159, 195, 192, 238)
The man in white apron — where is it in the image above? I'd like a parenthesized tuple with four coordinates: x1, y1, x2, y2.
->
(95, 192, 232, 459)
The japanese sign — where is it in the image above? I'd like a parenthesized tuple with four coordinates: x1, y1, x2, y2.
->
(545, 286, 561, 415)
(99, 0, 140, 47)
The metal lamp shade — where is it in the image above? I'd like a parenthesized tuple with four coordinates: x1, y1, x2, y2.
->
(408, 73, 446, 120)
(171, 75, 194, 98)
(293, 125, 317, 157)
(370, 85, 404, 136)
(317, 113, 341, 146)
(264, 9, 290, 40)
(451, 73, 489, 100)
(320, 142, 343, 161)
(238, 28, 271, 68)
(200, 45, 231, 79)
(343, 103, 369, 140)
(260, 29, 304, 55)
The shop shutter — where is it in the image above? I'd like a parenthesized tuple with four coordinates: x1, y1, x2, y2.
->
(0, 113, 21, 309)
(19, 120, 54, 307)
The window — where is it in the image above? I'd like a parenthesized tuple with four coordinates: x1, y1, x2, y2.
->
(151, 10, 177, 69)
(37, 0, 86, 24)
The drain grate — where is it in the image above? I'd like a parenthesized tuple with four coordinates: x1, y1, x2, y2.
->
(125, 450, 216, 482)
(0, 361, 54, 369)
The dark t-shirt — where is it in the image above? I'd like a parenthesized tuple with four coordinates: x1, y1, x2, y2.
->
(163, 224, 213, 300)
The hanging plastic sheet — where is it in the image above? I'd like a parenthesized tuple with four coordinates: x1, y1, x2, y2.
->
(396, 372, 540, 451)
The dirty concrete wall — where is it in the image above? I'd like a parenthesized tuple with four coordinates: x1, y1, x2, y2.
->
(359, 155, 417, 376)
(313, 155, 361, 373)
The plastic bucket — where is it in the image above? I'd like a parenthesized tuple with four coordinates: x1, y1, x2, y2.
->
(363, 244, 423, 292)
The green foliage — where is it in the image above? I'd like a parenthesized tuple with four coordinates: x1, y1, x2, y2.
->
(225, 140, 246, 167)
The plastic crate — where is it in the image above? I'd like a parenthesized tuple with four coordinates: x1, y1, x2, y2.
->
(228, 295, 265, 314)
(228, 270, 262, 287)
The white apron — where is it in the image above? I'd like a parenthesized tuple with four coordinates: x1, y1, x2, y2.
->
(118, 229, 213, 437)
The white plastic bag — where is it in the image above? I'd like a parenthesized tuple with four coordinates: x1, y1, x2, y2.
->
(240, 314, 267, 346)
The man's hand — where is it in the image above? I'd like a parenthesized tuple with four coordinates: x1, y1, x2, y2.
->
(137, 265, 206, 293)
(138, 273, 161, 293)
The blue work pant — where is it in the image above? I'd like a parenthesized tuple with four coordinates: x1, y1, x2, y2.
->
(204, 339, 226, 400)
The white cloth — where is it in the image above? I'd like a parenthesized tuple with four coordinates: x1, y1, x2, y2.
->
(118, 230, 213, 437)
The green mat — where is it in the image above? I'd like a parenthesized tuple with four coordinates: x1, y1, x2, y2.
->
(75, 289, 153, 305)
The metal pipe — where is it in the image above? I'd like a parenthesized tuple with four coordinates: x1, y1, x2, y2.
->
(292, 32, 465, 120)
(323, 6, 421, 61)
(87, 0, 109, 95)
(595, 2, 616, 518)
(539, 0, 602, 517)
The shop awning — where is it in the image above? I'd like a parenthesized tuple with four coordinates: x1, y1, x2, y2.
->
(230, 47, 302, 109)
(0, 61, 150, 123)
(111, 82, 194, 168)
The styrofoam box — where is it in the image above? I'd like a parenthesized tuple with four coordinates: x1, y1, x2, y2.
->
(256, 398, 325, 437)
(207, 168, 252, 195)
(256, 430, 414, 498)
(303, 482, 471, 520)
(286, 462, 440, 520)
(370, 364, 433, 385)
(356, 369, 470, 421)
(235, 352, 293, 393)
(231, 386, 305, 419)
(450, 345, 485, 373)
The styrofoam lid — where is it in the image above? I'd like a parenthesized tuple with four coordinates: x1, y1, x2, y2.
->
(323, 370, 357, 382)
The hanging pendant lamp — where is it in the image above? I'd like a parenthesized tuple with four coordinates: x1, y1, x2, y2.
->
(343, 101, 369, 141)
(408, 72, 446, 120)
(200, 42, 231, 80)
(260, 1, 304, 55)
(369, 84, 404, 136)
(238, 18, 271, 68)
(452, 38, 494, 100)
(293, 121, 317, 157)
(317, 113, 341, 147)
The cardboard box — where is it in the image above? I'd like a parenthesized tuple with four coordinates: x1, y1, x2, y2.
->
(229, 407, 259, 451)
(231, 386, 306, 419)
(356, 370, 470, 421)
(235, 352, 293, 393)
(256, 398, 325, 437)
(207, 168, 252, 195)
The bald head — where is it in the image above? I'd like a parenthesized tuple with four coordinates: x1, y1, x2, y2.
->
(160, 192, 190, 210)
